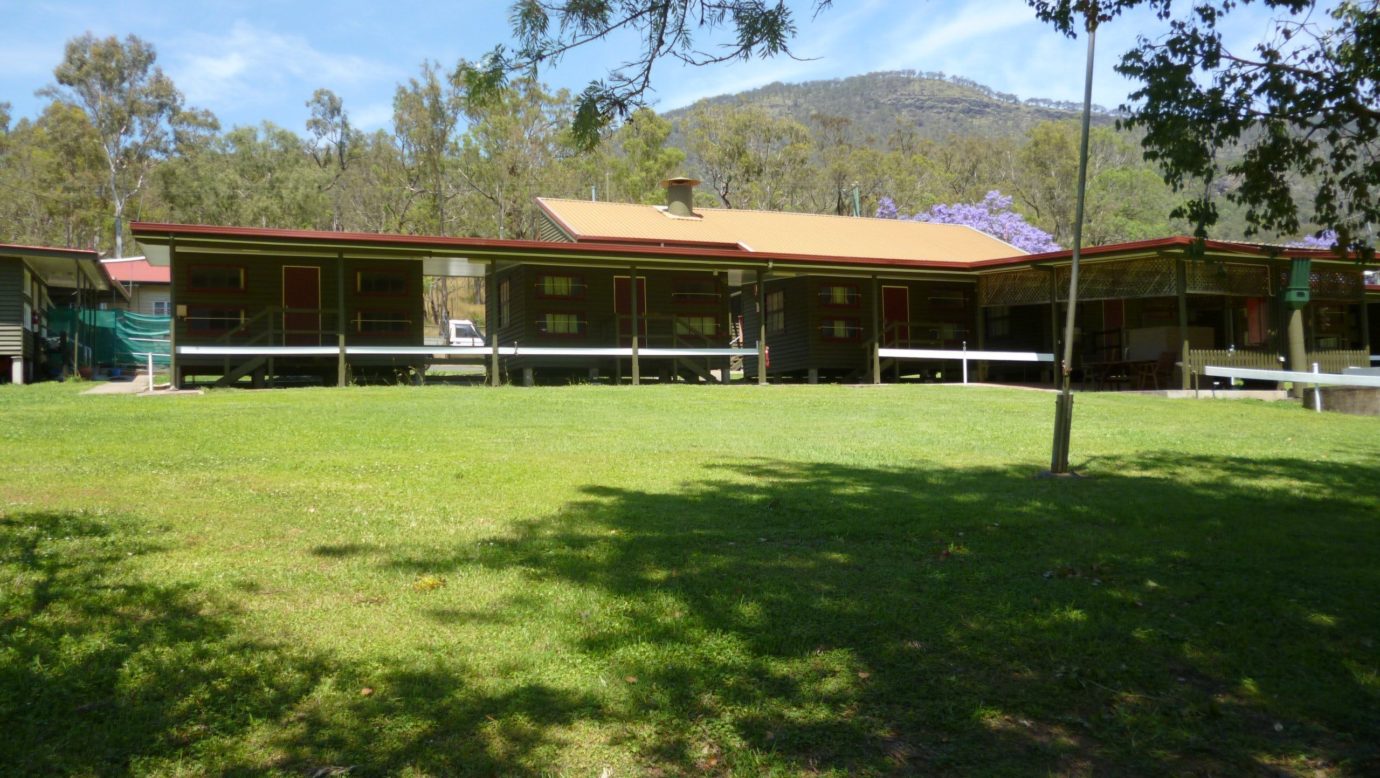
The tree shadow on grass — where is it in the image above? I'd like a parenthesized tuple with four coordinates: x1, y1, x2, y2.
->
(382, 451, 1380, 775)
(5, 449, 1379, 776)
(0, 511, 596, 776)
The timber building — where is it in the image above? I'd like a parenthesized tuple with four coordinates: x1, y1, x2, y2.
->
(126, 179, 1376, 389)
(0, 243, 124, 384)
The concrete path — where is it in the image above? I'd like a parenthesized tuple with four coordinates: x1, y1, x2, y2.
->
(82, 377, 148, 395)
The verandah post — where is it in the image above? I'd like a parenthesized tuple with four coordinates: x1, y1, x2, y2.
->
(168, 238, 178, 387)
(630, 264, 640, 385)
(1358, 284, 1370, 355)
(1047, 268, 1059, 388)
(487, 261, 500, 386)
(337, 252, 347, 387)
(756, 269, 767, 385)
(72, 258, 82, 377)
(870, 275, 880, 384)
(1176, 256, 1190, 390)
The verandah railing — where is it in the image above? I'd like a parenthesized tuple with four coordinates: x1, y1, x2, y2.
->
(1184, 348, 1370, 390)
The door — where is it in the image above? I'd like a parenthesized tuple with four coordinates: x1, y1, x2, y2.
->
(283, 266, 320, 345)
(614, 276, 647, 346)
(882, 285, 910, 346)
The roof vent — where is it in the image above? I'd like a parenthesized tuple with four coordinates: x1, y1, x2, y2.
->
(661, 177, 700, 217)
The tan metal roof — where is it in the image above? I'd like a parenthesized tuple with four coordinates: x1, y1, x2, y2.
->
(536, 198, 1026, 263)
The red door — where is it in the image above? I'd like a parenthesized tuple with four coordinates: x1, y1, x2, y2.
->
(882, 286, 909, 346)
(614, 276, 647, 345)
(283, 266, 320, 345)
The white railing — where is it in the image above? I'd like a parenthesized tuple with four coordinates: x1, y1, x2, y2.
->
(1204, 365, 1380, 387)
(878, 345, 1054, 384)
(177, 344, 756, 358)
(1204, 364, 1380, 413)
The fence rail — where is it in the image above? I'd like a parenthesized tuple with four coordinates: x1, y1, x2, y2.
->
(1204, 365, 1380, 388)
(878, 346, 1053, 384)
(177, 344, 756, 359)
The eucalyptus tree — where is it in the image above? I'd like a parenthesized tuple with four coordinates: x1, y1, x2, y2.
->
(306, 88, 358, 231)
(685, 102, 810, 210)
(607, 107, 686, 204)
(454, 75, 577, 240)
(41, 33, 211, 256)
(393, 61, 463, 234)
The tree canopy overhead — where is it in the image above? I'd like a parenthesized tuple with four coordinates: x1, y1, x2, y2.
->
(470, 0, 831, 149)
(1031, 0, 1378, 259)
(491, 0, 1379, 256)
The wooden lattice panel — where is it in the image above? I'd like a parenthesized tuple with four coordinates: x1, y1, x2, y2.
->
(1276, 268, 1365, 300)
(1186, 262, 1271, 297)
(1310, 269, 1364, 300)
(1055, 257, 1176, 302)
(979, 269, 1051, 307)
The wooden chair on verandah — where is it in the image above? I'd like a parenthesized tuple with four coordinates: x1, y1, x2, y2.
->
(1135, 351, 1178, 390)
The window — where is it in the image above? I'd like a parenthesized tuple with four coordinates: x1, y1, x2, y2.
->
(538, 313, 585, 336)
(818, 283, 860, 307)
(986, 306, 1011, 339)
(498, 279, 511, 327)
(152, 300, 171, 317)
(355, 310, 410, 336)
(187, 306, 245, 333)
(188, 265, 245, 292)
(765, 289, 785, 335)
(537, 273, 584, 299)
(819, 317, 862, 341)
(357, 270, 407, 296)
(672, 277, 719, 305)
(674, 316, 718, 338)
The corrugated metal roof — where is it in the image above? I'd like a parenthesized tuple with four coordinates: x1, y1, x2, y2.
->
(536, 198, 1026, 263)
(101, 257, 170, 284)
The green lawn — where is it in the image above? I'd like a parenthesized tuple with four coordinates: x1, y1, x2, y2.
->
(2, 383, 1378, 776)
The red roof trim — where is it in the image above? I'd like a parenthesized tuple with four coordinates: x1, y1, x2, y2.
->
(968, 236, 1367, 269)
(130, 223, 1377, 275)
(128, 221, 981, 270)
(0, 242, 100, 260)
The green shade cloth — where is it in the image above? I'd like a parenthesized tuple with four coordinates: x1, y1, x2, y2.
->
(47, 308, 170, 365)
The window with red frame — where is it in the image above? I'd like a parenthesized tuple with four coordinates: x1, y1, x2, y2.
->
(818, 317, 862, 341)
(355, 310, 411, 336)
(188, 265, 245, 292)
(672, 277, 719, 305)
(536, 273, 584, 299)
(538, 312, 586, 336)
(674, 315, 718, 338)
(357, 270, 407, 296)
(817, 283, 860, 307)
(765, 289, 785, 335)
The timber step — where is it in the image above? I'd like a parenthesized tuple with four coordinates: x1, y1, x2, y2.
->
(214, 356, 268, 388)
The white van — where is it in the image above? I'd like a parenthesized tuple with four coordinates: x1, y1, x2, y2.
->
(448, 319, 485, 347)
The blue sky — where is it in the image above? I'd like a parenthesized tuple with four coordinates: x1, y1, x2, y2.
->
(1, 0, 1289, 133)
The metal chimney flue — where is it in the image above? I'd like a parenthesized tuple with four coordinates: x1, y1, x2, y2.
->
(661, 177, 700, 217)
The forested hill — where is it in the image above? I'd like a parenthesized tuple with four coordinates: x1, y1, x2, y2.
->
(664, 71, 1121, 144)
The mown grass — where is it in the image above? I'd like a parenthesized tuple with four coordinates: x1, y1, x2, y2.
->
(1, 382, 1378, 776)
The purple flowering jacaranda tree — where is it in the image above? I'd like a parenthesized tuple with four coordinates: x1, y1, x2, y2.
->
(875, 192, 1061, 255)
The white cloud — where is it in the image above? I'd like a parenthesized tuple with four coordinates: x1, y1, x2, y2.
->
(350, 100, 395, 132)
(169, 20, 400, 110)
(874, 0, 1035, 72)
